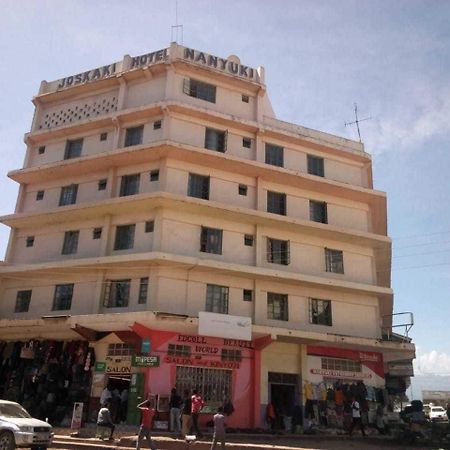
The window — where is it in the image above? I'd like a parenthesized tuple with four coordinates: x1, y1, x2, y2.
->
(267, 191, 286, 215)
(114, 224, 135, 250)
(322, 357, 361, 373)
(242, 137, 251, 148)
(243, 289, 253, 302)
(98, 179, 107, 190)
(241, 94, 249, 103)
(310, 200, 328, 224)
(183, 78, 216, 103)
(205, 128, 227, 152)
(325, 248, 344, 274)
(267, 292, 288, 321)
(120, 173, 140, 196)
(38, 146, 46, 154)
(200, 227, 223, 254)
(309, 298, 332, 326)
(307, 155, 324, 177)
(188, 173, 210, 200)
(221, 349, 242, 361)
(153, 120, 162, 130)
(61, 230, 79, 255)
(168, 344, 191, 357)
(59, 184, 78, 206)
(107, 343, 135, 357)
(100, 132, 108, 141)
(267, 238, 290, 265)
(36, 190, 44, 201)
(138, 277, 149, 304)
(103, 279, 131, 308)
(238, 184, 248, 196)
(124, 125, 144, 147)
(265, 143, 284, 167)
(149, 170, 159, 182)
(64, 138, 83, 159)
(52, 284, 74, 311)
(26, 236, 34, 247)
(93, 228, 102, 239)
(244, 234, 254, 246)
(206, 284, 229, 314)
(145, 221, 154, 233)
(15, 290, 32, 313)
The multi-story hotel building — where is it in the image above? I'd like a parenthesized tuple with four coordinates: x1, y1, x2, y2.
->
(0, 43, 414, 428)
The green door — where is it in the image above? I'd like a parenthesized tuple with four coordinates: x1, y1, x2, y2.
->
(127, 372, 144, 425)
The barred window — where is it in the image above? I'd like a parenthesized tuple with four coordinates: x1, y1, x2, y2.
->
(267, 191, 286, 215)
(64, 139, 83, 159)
(26, 236, 34, 247)
(206, 284, 229, 314)
(93, 227, 102, 239)
(138, 277, 149, 304)
(183, 78, 216, 103)
(59, 184, 78, 206)
(120, 174, 140, 196)
(114, 224, 135, 250)
(188, 173, 210, 200)
(15, 290, 32, 313)
(307, 155, 324, 177)
(103, 279, 131, 308)
(125, 125, 144, 147)
(310, 200, 328, 224)
(36, 190, 44, 201)
(61, 230, 79, 255)
(107, 343, 135, 357)
(238, 184, 248, 196)
(221, 349, 242, 362)
(309, 298, 332, 326)
(267, 238, 290, 265)
(265, 143, 284, 167)
(168, 344, 191, 357)
(52, 284, 74, 311)
(205, 128, 227, 152)
(200, 227, 223, 254)
(244, 234, 254, 246)
(267, 292, 288, 321)
(321, 357, 361, 373)
(98, 179, 107, 190)
(325, 248, 344, 274)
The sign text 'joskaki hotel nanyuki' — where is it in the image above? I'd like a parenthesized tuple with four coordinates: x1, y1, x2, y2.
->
(55, 46, 257, 90)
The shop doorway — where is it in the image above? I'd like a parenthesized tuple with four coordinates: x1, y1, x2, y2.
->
(268, 372, 300, 431)
(105, 374, 130, 423)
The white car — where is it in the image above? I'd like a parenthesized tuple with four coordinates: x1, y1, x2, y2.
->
(0, 400, 53, 450)
(429, 406, 448, 422)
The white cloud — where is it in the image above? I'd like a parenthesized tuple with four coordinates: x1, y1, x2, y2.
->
(414, 349, 450, 376)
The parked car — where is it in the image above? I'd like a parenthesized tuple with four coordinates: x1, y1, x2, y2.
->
(429, 406, 448, 422)
(0, 400, 53, 450)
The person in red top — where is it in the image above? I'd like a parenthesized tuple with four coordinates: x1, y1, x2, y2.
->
(191, 389, 205, 438)
(136, 396, 157, 450)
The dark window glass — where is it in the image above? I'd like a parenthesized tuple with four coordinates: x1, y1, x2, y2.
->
(265, 143, 284, 167)
(242, 138, 251, 148)
(145, 221, 154, 233)
(15, 290, 32, 313)
(38, 146, 46, 154)
(124, 125, 144, 147)
(98, 179, 107, 191)
(26, 236, 34, 247)
(138, 277, 149, 304)
(205, 128, 227, 152)
(93, 228, 102, 239)
(64, 139, 83, 159)
(309, 298, 332, 326)
(153, 120, 162, 130)
(325, 248, 344, 274)
(120, 174, 140, 196)
(36, 190, 44, 201)
(62, 230, 79, 255)
(244, 234, 254, 246)
(206, 284, 229, 314)
(309, 200, 328, 224)
(221, 349, 242, 361)
(53, 284, 74, 311)
(267, 292, 288, 321)
(238, 184, 248, 196)
(267, 191, 286, 215)
(241, 94, 249, 103)
(243, 289, 253, 302)
(168, 344, 191, 357)
(188, 173, 210, 200)
(183, 78, 216, 103)
(100, 132, 108, 141)
(267, 238, 290, 265)
(59, 184, 78, 206)
(307, 155, 324, 177)
(150, 170, 159, 182)
(114, 224, 135, 250)
(200, 227, 223, 254)
(104, 279, 130, 308)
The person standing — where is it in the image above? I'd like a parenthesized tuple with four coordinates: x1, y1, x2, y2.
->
(136, 396, 157, 450)
(96, 400, 115, 440)
(348, 397, 366, 436)
(181, 389, 192, 438)
(100, 385, 112, 407)
(169, 387, 182, 433)
(191, 390, 205, 438)
(210, 407, 226, 450)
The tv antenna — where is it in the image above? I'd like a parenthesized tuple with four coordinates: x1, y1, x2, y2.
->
(171, 0, 183, 44)
(345, 103, 371, 142)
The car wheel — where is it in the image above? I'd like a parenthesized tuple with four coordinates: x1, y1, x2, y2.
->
(0, 431, 15, 450)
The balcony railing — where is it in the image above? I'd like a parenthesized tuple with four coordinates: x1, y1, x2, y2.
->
(382, 312, 414, 342)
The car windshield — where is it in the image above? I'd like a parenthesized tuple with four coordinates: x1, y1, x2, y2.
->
(0, 403, 32, 418)
(432, 407, 444, 412)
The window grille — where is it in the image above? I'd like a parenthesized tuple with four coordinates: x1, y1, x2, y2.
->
(267, 191, 286, 215)
(93, 228, 102, 239)
(188, 174, 210, 200)
(138, 277, 149, 304)
(309, 298, 332, 326)
(168, 344, 191, 357)
(310, 200, 328, 224)
(206, 284, 229, 314)
(120, 174, 140, 196)
(265, 143, 284, 167)
(325, 248, 344, 274)
(307, 155, 324, 177)
(221, 349, 242, 361)
(183, 78, 216, 103)
(267, 292, 288, 321)
(59, 184, 78, 206)
(62, 230, 79, 255)
(124, 125, 144, 147)
(64, 139, 83, 159)
(114, 224, 135, 250)
(36, 190, 44, 201)
(200, 227, 223, 254)
(53, 284, 74, 311)
(107, 343, 135, 357)
(244, 235, 254, 246)
(15, 290, 32, 313)
(104, 279, 131, 307)
(321, 357, 361, 373)
(267, 238, 290, 265)
(205, 128, 227, 152)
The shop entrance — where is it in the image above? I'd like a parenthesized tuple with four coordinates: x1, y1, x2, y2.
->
(268, 372, 300, 431)
(105, 374, 130, 423)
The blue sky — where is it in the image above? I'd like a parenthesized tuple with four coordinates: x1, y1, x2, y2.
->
(0, 1, 449, 388)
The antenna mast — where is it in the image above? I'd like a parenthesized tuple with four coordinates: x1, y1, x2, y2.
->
(171, 0, 183, 44)
(345, 103, 372, 143)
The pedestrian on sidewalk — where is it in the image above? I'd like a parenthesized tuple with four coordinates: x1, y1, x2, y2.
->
(348, 397, 366, 436)
(136, 396, 157, 450)
(169, 387, 182, 433)
(210, 407, 226, 450)
(96, 400, 115, 440)
(191, 389, 205, 438)
(181, 389, 192, 438)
